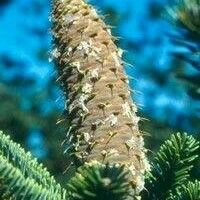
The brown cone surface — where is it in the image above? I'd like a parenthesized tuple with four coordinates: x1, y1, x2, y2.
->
(52, 0, 150, 194)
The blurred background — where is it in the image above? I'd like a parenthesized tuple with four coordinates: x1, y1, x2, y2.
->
(0, 0, 199, 185)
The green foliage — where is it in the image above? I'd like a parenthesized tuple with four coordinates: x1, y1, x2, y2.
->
(168, 180, 200, 200)
(1, 130, 200, 200)
(0, 131, 67, 199)
(0, 83, 68, 185)
(66, 162, 132, 200)
(142, 133, 199, 200)
(0, 131, 62, 193)
(168, 0, 200, 35)
(0, 155, 59, 200)
(167, 0, 200, 99)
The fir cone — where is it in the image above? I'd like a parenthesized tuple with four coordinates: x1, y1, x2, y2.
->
(52, 0, 150, 196)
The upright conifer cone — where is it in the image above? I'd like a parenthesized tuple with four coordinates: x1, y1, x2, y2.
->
(52, 0, 150, 195)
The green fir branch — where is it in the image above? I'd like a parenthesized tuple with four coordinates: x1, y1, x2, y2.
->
(0, 131, 67, 199)
(168, 180, 200, 200)
(167, 0, 200, 35)
(166, 0, 200, 98)
(0, 154, 61, 200)
(66, 162, 132, 200)
(142, 133, 199, 200)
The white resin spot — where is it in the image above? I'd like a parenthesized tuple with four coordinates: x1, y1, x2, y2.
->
(122, 102, 133, 118)
(101, 150, 107, 156)
(108, 149, 119, 157)
(68, 94, 89, 114)
(90, 68, 99, 79)
(132, 116, 140, 124)
(122, 102, 139, 125)
(141, 154, 151, 172)
(82, 83, 93, 93)
(137, 136, 144, 149)
(79, 94, 89, 113)
(125, 137, 136, 150)
(107, 28, 112, 35)
(135, 175, 145, 193)
(105, 114, 118, 127)
(67, 47, 72, 56)
(91, 8, 99, 18)
(77, 41, 91, 54)
(63, 14, 79, 24)
(83, 132, 90, 142)
(128, 164, 136, 176)
(71, 61, 81, 71)
(118, 48, 124, 57)
(92, 119, 105, 127)
(51, 48, 61, 59)
(111, 52, 121, 67)
(131, 104, 138, 113)
(89, 49, 101, 61)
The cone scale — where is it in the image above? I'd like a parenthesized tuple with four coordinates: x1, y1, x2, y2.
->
(52, 0, 150, 196)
